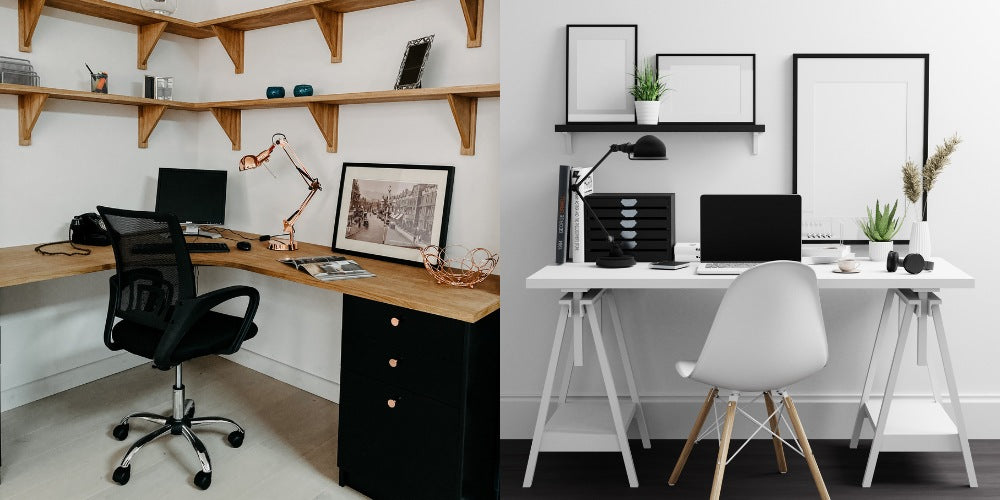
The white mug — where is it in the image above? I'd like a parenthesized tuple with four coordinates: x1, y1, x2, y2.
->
(837, 259, 861, 273)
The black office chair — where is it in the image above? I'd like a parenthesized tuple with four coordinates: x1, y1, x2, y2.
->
(97, 206, 260, 490)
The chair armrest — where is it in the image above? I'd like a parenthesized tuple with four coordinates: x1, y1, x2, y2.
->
(104, 275, 122, 351)
(153, 285, 260, 370)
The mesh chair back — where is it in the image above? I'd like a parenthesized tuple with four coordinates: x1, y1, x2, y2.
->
(97, 206, 196, 331)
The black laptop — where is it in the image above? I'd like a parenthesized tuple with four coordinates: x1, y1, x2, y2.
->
(696, 195, 802, 275)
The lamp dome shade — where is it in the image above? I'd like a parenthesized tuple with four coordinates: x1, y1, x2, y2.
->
(629, 135, 667, 159)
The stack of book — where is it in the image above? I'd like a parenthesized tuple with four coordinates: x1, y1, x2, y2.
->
(554, 165, 593, 264)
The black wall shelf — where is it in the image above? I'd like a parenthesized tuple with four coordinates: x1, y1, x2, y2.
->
(554, 122, 765, 133)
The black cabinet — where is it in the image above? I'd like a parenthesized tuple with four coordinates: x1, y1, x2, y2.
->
(338, 295, 499, 499)
(585, 193, 675, 262)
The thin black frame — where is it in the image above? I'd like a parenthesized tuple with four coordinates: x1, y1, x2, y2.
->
(792, 53, 929, 245)
(565, 24, 638, 124)
(654, 53, 757, 125)
(332, 162, 455, 267)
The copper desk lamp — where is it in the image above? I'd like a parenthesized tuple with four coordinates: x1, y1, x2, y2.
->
(240, 133, 321, 251)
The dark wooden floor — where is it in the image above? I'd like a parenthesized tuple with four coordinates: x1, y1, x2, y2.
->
(501, 439, 999, 499)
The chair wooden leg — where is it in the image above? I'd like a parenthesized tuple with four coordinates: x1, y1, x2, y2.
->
(709, 394, 737, 500)
(763, 391, 788, 474)
(782, 392, 830, 500)
(668, 387, 718, 485)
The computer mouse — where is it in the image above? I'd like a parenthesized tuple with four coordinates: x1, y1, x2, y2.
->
(236, 241, 252, 251)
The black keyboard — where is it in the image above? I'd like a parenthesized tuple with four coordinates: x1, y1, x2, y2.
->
(132, 242, 230, 254)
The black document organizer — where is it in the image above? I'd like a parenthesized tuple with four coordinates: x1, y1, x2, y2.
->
(584, 193, 675, 262)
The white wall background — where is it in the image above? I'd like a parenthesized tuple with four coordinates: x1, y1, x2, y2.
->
(500, 0, 1000, 438)
(1, 0, 498, 410)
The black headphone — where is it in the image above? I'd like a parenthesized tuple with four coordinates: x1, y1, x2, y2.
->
(886, 251, 935, 274)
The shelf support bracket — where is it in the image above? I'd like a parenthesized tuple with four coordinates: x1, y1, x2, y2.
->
(447, 94, 478, 156)
(459, 0, 484, 48)
(211, 25, 245, 74)
(562, 132, 573, 154)
(752, 132, 760, 155)
(310, 5, 344, 63)
(137, 22, 168, 70)
(306, 103, 339, 153)
(18, 0, 45, 53)
(137, 104, 166, 149)
(210, 108, 241, 150)
(18, 93, 47, 146)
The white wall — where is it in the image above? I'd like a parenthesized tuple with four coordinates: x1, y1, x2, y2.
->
(1, 0, 498, 409)
(500, 0, 1000, 438)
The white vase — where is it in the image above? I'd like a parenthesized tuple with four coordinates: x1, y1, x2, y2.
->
(868, 241, 893, 263)
(634, 101, 660, 125)
(908, 221, 932, 258)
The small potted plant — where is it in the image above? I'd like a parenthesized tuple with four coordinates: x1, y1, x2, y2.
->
(857, 199, 904, 263)
(630, 62, 668, 125)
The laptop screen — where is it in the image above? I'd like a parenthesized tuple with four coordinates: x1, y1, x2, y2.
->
(700, 195, 802, 262)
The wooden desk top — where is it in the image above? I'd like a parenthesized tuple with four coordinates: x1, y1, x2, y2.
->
(0, 236, 499, 323)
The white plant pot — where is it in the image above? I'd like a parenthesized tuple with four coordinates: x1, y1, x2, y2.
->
(634, 101, 660, 125)
(868, 241, 894, 264)
(908, 221, 932, 258)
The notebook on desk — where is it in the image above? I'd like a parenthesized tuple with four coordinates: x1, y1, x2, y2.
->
(696, 194, 802, 275)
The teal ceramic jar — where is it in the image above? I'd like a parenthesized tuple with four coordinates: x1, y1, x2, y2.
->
(293, 84, 314, 97)
(266, 86, 285, 99)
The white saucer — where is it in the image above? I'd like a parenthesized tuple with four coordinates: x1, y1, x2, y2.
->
(832, 269, 861, 274)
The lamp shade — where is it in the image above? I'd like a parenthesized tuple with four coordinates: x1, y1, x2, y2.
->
(628, 135, 667, 160)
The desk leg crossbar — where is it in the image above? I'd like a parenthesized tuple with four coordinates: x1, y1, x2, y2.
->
(849, 289, 977, 487)
(523, 289, 650, 488)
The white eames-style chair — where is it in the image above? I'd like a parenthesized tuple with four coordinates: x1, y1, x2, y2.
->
(668, 261, 831, 500)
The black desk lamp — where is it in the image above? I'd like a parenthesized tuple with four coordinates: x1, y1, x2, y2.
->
(572, 135, 668, 268)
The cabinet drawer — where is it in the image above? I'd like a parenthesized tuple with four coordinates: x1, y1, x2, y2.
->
(343, 295, 466, 405)
(338, 371, 461, 499)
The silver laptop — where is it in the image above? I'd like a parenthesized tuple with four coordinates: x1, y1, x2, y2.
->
(696, 195, 802, 275)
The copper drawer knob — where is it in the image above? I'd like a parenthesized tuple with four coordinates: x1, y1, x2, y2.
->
(387, 399, 397, 408)
(388, 358, 398, 368)
(390, 317, 400, 327)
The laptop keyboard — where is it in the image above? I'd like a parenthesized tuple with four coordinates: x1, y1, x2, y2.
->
(703, 262, 758, 268)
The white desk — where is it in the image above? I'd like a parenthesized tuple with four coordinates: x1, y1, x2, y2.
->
(523, 259, 977, 488)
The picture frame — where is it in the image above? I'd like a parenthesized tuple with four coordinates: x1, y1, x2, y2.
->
(565, 24, 637, 123)
(655, 54, 755, 123)
(793, 54, 928, 244)
(394, 35, 434, 90)
(333, 162, 454, 266)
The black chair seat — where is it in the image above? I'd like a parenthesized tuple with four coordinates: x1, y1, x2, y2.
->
(112, 311, 258, 365)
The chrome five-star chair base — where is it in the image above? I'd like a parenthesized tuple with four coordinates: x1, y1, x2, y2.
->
(110, 365, 246, 490)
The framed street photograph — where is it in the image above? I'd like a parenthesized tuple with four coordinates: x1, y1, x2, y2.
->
(333, 162, 454, 266)
(566, 24, 637, 123)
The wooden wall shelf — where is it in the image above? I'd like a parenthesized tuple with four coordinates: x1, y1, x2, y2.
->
(15, 0, 486, 73)
(0, 83, 499, 154)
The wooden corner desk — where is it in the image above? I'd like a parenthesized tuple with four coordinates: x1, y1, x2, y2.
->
(523, 259, 976, 489)
(0, 234, 500, 499)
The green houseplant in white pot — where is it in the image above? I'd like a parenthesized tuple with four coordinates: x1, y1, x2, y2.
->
(630, 62, 668, 125)
(857, 199, 904, 263)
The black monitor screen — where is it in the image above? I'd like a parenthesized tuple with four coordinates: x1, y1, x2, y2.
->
(700, 194, 801, 262)
(155, 168, 227, 224)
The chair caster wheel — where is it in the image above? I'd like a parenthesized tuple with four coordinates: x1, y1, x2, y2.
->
(227, 430, 245, 448)
(112, 424, 129, 441)
(194, 471, 212, 490)
(113, 466, 131, 485)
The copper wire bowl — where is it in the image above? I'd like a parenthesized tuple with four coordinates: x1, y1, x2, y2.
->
(420, 245, 498, 288)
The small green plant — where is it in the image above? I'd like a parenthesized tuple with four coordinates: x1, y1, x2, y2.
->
(857, 199, 905, 242)
(630, 62, 668, 101)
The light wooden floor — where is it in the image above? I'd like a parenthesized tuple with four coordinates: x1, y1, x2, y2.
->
(0, 356, 369, 500)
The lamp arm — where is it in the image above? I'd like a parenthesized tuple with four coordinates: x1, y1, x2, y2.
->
(274, 136, 320, 188)
(573, 146, 615, 192)
(571, 145, 626, 250)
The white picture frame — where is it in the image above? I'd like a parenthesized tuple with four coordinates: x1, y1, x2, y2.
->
(655, 54, 755, 123)
(565, 25, 637, 123)
(793, 54, 928, 243)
